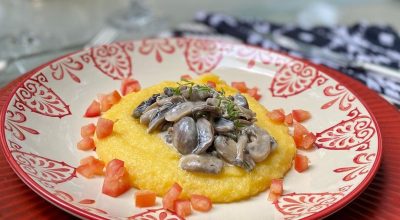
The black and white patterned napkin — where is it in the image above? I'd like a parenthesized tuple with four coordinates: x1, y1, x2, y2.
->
(169, 11, 400, 108)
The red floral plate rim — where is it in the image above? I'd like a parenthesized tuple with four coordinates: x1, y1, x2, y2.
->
(0, 37, 382, 219)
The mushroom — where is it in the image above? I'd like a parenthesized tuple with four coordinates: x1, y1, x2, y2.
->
(163, 87, 175, 96)
(172, 117, 198, 155)
(139, 108, 158, 125)
(234, 93, 249, 109)
(245, 125, 277, 162)
(164, 102, 195, 122)
(237, 105, 256, 120)
(181, 85, 214, 101)
(235, 133, 248, 163)
(147, 103, 175, 133)
(214, 135, 239, 165)
(179, 154, 224, 174)
(132, 93, 160, 118)
(192, 118, 214, 154)
(214, 118, 235, 133)
(156, 95, 184, 106)
(191, 104, 221, 115)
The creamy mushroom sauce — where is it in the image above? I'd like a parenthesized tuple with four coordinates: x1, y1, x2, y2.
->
(132, 81, 277, 174)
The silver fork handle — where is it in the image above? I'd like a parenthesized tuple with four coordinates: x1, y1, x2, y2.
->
(353, 61, 400, 82)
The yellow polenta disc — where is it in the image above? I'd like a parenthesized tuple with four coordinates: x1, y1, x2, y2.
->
(95, 74, 296, 203)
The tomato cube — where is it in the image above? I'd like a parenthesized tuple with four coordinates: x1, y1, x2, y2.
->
(247, 87, 262, 101)
(292, 109, 311, 122)
(268, 192, 280, 202)
(77, 156, 105, 178)
(174, 199, 191, 218)
(121, 78, 141, 96)
(293, 122, 309, 148)
(135, 190, 156, 207)
(267, 109, 285, 123)
(81, 123, 96, 138)
(96, 118, 114, 139)
(295, 154, 309, 173)
(270, 179, 283, 195)
(180, 74, 192, 80)
(84, 100, 101, 117)
(231, 81, 248, 93)
(302, 132, 316, 149)
(77, 137, 95, 151)
(162, 183, 183, 211)
(284, 113, 293, 126)
(190, 194, 212, 212)
(102, 159, 131, 197)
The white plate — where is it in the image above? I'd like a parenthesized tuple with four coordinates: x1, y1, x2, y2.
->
(0, 38, 381, 220)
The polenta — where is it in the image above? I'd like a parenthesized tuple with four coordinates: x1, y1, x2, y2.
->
(95, 74, 296, 203)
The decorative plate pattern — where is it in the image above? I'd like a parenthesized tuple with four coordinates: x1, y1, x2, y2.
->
(0, 38, 382, 220)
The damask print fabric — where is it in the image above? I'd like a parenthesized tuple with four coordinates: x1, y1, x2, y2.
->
(169, 11, 400, 108)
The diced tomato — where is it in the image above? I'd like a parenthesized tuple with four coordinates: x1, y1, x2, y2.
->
(174, 199, 191, 218)
(180, 74, 192, 80)
(121, 78, 141, 96)
(84, 100, 101, 117)
(292, 109, 311, 122)
(96, 118, 114, 139)
(268, 192, 280, 202)
(266, 109, 285, 123)
(190, 194, 212, 212)
(231, 81, 248, 93)
(295, 154, 309, 173)
(99, 95, 112, 112)
(135, 190, 156, 208)
(302, 132, 316, 150)
(268, 179, 283, 202)
(81, 123, 96, 138)
(206, 81, 217, 88)
(284, 113, 293, 126)
(99, 90, 122, 112)
(293, 122, 309, 147)
(247, 87, 262, 101)
(162, 183, 183, 211)
(76, 156, 105, 178)
(270, 179, 283, 195)
(102, 159, 131, 197)
(106, 90, 121, 105)
(77, 137, 95, 151)
(276, 108, 285, 115)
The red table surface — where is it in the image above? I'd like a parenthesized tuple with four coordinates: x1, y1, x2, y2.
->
(0, 68, 399, 220)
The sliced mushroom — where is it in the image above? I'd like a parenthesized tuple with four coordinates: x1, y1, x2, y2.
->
(214, 118, 235, 133)
(179, 154, 223, 174)
(237, 105, 256, 120)
(156, 95, 184, 106)
(191, 103, 220, 114)
(163, 87, 175, 96)
(214, 136, 238, 164)
(206, 97, 220, 106)
(164, 102, 195, 122)
(235, 134, 248, 163)
(147, 103, 175, 133)
(132, 93, 160, 118)
(192, 118, 214, 154)
(242, 154, 256, 171)
(181, 86, 214, 101)
(172, 117, 198, 155)
(246, 125, 276, 162)
(234, 93, 249, 109)
(214, 135, 255, 171)
(139, 108, 158, 125)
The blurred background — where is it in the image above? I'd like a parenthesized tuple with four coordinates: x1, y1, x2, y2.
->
(1, 0, 400, 93)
